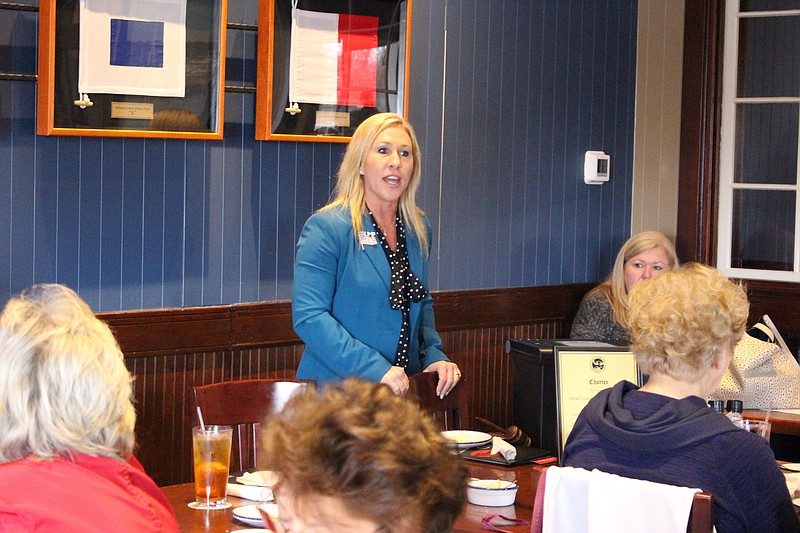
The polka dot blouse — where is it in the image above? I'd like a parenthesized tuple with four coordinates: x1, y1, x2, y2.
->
(369, 211, 428, 369)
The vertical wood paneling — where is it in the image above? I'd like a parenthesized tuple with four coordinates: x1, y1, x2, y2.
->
(1, 1, 638, 309)
(414, 1, 637, 293)
(128, 321, 570, 486)
(106, 285, 590, 485)
(127, 345, 305, 486)
(631, 0, 684, 239)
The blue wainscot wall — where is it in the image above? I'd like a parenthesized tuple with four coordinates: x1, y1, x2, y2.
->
(0, 1, 636, 311)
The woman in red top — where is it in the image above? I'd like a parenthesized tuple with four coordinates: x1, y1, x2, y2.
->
(0, 284, 179, 532)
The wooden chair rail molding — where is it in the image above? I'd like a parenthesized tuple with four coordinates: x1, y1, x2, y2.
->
(102, 284, 593, 485)
(98, 284, 593, 356)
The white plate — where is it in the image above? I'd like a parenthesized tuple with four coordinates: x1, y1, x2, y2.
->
(781, 463, 800, 472)
(233, 504, 278, 527)
(235, 470, 278, 487)
(441, 430, 493, 449)
(232, 505, 264, 527)
(793, 497, 800, 508)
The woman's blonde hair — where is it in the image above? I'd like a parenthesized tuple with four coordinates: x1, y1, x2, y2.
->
(261, 379, 468, 533)
(590, 230, 679, 329)
(0, 284, 136, 462)
(628, 263, 749, 382)
(321, 112, 429, 255)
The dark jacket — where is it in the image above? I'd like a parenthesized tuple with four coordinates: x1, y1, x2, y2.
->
(563, 380, 800, 533)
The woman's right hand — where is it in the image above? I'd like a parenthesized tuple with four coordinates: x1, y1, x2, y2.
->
(380, 366, 410, 396)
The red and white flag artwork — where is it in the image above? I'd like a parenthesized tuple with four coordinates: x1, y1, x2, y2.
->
(289, 8, 378, 108)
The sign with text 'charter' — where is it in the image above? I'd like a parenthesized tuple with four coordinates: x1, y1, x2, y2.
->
(554, 341, 641, 461)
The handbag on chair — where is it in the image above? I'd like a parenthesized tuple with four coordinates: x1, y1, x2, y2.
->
(713, 315, 800, 409)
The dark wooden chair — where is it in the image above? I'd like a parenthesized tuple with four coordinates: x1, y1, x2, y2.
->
(530, 466, 714, 533)
(189, 379, 306, 472)
(407, 371, 469, 430)
(686, 492, 714, 533)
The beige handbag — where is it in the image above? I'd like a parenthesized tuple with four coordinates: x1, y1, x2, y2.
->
(713, 315, 800, 409)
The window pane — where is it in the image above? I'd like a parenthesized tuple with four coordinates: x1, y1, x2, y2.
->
(737, 16, 800, 97)
(734, 103, 798, 184)
(731, 189, 795, 270)
(741, 0, 800, 11)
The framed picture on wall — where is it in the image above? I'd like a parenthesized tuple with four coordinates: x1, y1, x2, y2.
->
(255, 0, 411, 142)
(37, 0, 227, 139)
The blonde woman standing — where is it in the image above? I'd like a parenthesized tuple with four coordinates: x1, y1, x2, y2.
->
(292, 113, 460, 398)
(563, 264, 799, 532)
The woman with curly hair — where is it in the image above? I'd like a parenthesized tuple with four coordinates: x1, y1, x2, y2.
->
(563, 264, 799, 532)
(260, 379, 469, 533)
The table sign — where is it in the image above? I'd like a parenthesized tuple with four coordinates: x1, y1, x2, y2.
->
(553, 341, 641, 461)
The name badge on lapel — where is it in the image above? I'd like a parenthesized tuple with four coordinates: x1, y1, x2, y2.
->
(359, 231, 378, 246)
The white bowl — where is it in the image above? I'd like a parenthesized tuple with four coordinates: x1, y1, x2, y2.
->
(466, 478, 519, 506)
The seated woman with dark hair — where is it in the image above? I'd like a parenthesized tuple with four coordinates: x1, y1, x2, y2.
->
(563, 264, 800, 532)
(260, 378, 469, 533)
(0, 284, 178, 532)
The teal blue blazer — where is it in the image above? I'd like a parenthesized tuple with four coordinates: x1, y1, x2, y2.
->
(292, 207, 448, 383)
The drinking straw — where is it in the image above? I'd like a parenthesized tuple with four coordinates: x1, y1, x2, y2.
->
(197, 406, 206, 431)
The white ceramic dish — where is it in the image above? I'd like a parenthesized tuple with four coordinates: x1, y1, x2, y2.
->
(781, 463, 800, 472)
(235, 470, 279, 487)
(466, 478, 519, 507)
(793, 497, 800, 508)
(441, 430, 492, 449)
(232, 505, 264, 527)
(232, 503, 279, 527)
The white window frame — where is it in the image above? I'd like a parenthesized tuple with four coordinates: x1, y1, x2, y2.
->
(717, 1, 800, 282)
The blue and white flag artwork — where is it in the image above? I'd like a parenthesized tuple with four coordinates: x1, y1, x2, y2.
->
(79, 0, 187, 97)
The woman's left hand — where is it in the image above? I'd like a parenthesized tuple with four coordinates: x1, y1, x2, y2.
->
(423, 361, 462, 399)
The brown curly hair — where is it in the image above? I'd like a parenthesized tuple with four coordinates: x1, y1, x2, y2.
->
(260, 379, 468, 532)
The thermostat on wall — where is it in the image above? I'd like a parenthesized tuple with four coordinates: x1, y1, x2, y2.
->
(584, 151, 610, 185)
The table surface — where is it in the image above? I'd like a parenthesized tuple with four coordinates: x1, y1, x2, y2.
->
(162, 461, 543, 532)
(162, 461, 800, 532)
(743, 409, 800, 437)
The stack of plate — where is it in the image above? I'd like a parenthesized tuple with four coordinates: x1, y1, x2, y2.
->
(441, 430, 493, 449)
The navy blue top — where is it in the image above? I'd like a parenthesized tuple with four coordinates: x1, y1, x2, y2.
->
(563, 380, 800, 533)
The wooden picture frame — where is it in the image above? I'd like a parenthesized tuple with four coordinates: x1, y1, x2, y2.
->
(255, 0, 411, 142)
(37, 0, 227, 139)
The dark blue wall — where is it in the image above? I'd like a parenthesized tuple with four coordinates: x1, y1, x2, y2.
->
(0, 1, 636, 311)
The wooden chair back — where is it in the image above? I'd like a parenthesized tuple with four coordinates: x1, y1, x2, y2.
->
(686, 492, 714, 533)
(189, 379, 306, 472)
(407, 371, 469, 430)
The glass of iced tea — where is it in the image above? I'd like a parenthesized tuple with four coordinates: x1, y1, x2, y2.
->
(190, 425, 233, 509)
